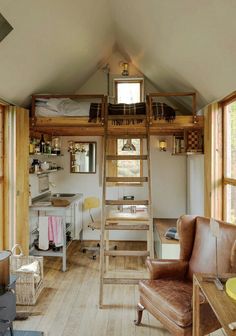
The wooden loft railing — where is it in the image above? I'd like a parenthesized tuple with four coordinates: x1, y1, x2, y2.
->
(147, 92, 204, 135)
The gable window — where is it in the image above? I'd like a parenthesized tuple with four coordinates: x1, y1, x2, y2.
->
(114, 79, 144, 103)
(223, 96, 236, 223)
(107, 138, 143, 184)
(117, 139, 142, 178)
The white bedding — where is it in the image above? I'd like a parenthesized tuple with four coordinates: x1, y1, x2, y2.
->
(35, 98, 91, 117)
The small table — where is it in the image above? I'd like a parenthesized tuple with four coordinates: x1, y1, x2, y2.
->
(154, 218, 180, 259)
(193, 273, 236, 336)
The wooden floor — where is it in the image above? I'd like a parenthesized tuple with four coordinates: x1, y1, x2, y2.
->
(14, 241, 224, 336)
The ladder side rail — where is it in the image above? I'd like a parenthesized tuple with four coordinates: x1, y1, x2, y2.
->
(99, 100, 108, 308)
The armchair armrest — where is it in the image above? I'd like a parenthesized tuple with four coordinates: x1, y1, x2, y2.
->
(145, 257, 189, 280)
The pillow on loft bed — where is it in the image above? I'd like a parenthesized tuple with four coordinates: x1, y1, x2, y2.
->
(35, 98, 91, 116)
(152, 102, 176, 122)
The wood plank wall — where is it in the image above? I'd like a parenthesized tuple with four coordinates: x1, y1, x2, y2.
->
(204, 103, 222, 219)
(0, 105, 4, 249)
(15, 107, 29, 254)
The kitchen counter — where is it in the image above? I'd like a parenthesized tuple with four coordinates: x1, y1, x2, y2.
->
(29, 192, 83, 271)
(30, 192, 83, 209)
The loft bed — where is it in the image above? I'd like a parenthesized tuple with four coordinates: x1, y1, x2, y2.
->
(30, 94, 107, 136)
(30, 92, 204, 137)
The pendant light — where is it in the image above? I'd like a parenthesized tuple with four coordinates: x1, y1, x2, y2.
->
(122, 139, 136, 151)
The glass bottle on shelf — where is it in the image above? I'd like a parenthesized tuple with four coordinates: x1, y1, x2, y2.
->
(46, 141, 52, 154)
(29, 138, 34, 154)
(39, 134, 46, 154)
(52, 137, 61, 155)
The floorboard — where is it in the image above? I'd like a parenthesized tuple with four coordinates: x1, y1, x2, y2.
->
(14, 241, 224, 336)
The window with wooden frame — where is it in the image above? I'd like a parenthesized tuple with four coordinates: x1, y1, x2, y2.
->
(114, 79, 144, 104)
(107, 138, 143, 184)
(222, 95, 236, 224)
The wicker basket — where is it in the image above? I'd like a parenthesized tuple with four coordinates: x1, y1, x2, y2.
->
(10, 244, 44, 305)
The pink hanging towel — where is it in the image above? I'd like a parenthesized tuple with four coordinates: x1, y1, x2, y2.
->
(48, 216, 63, 247)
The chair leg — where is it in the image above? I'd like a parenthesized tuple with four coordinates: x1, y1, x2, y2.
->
(134, 303, 145, 326)
(9, 322, 14, 336)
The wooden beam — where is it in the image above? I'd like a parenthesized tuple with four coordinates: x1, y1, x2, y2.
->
(104, 250, 149, 257)
(105, 223, 149, 230)
(106, 177, 148, 183)
(108, 115, 146, 120)
(148, 92, 196, 98)
(105, 200, 149, 205)
(223, 178, 236, 186)
(106, 155, 148, 160)
(16, 107, 29, 255)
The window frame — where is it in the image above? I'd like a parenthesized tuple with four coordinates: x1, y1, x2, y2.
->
(114, 78, 144, 104)
(107, 137, 143, 186)
(222, 93, 236, 223)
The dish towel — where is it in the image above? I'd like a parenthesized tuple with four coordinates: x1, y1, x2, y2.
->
(39, 216, 49, 250)
(48, 216, 63, 247)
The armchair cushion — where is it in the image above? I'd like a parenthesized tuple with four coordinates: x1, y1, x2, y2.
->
(146, 258, 188, 280)
(139, 279, 193, 327)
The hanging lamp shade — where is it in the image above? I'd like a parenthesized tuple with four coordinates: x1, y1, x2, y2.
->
(122, 139, 136, 151)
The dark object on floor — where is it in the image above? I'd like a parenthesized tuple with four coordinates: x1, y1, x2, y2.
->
(15, 312, 29, 320)
(135, 215, 236, 335)
(5, 331, 43, 336)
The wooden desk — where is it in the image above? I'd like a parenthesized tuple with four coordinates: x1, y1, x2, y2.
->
(154, 218, 180, 259)
(193, 273, 236, 336)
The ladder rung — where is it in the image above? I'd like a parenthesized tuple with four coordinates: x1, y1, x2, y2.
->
(106, 155, 148, 160)
(106, 177, 148, 183)
(108, 115, 146, 120)
(105, 200, 149, 205)
(103, 271, 149, 284)
(103, 278, 141, 285)
(107, 134, 147, 139)
(105, 223, 149, 230)
(104, 250, 150, 257)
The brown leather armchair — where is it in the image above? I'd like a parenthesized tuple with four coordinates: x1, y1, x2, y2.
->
(135, 215, 236, 336)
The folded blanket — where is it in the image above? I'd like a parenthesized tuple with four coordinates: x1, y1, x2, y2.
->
(107, 103, 146, 125)
(89, 103, 102, 122)
(152, 102, 176, 122)
(108, 102, 146, 116)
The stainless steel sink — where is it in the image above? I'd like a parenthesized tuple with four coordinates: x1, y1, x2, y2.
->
(52, 193, 76, 198)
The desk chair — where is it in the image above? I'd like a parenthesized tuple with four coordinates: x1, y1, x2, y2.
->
(82, 197, 101, 259)
(82, 197, 117, 260)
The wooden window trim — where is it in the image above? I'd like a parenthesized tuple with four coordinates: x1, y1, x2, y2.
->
(114, 78, 144, 103)
(116, 138, 143, 186)
(107, 138, 143, 186)
(222, 93, 236, 221)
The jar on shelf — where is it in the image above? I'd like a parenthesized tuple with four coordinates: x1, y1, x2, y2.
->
(52, 137, 61, 155)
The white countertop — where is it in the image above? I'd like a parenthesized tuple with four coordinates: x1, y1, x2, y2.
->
(30, 193, 83, 210)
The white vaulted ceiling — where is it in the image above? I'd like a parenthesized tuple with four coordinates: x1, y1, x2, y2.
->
(0, 0, 236, 109)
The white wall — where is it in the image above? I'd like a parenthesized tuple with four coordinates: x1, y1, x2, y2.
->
(187, 155, 204, 216)
(77, 50, 158, 98)
(151, 136, 187, 218)
(47, 135, 187, 241)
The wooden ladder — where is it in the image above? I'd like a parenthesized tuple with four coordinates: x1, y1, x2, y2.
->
(99, 114, 154, 308)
